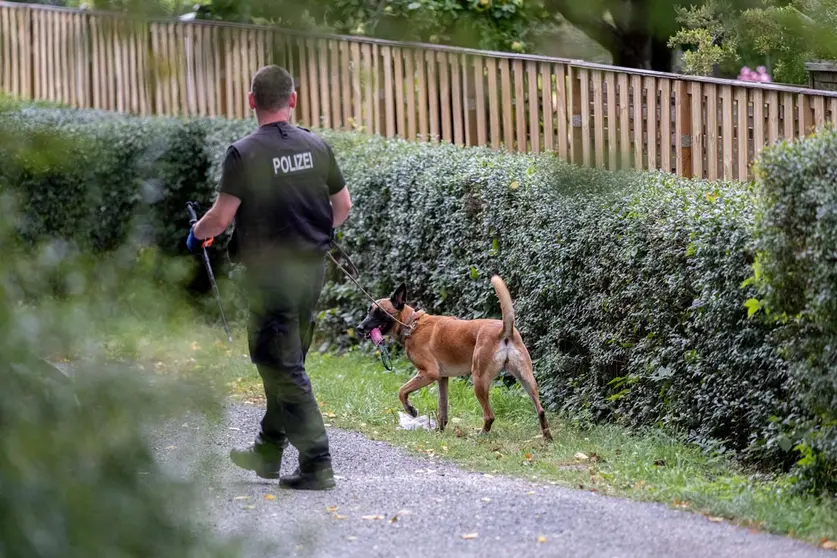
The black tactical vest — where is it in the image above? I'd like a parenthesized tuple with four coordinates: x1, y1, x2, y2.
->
(225, 122, 339, 266)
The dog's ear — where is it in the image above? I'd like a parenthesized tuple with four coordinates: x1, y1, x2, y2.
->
(391, 282, 407, 311)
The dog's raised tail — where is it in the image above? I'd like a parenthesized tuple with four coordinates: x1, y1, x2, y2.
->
(491, 275, 515, 340)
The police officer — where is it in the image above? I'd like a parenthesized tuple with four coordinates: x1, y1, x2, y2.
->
(187, 65, 352, 490)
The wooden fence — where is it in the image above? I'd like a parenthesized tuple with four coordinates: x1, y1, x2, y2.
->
(3, 1, 837, 181)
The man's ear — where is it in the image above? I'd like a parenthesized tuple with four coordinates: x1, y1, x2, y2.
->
(391, 282, 407, 311)
(289, 90, 297, 110)
(248, 91, 256, 111)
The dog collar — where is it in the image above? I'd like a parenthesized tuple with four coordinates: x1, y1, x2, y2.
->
(397, 309, 425, 344)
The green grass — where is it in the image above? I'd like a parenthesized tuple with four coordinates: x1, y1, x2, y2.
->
(97, 320, 837, 550)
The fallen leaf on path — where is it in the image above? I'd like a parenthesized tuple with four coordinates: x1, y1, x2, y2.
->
(396, 509, 412, 516)
(537, 536, 548, 543)
(707, 516, 724, 523)
(333, 514, 348, 520)
(347, 536, 358, 541)
(233, 496, 251, 501)
(821, 539, 837, 550)
(462, 533, 479, 540)
(527, 491, 536, 495)
(165, 445, 177, 450)
(390, 515, 398, 523)
(574, 452, 589, 462)
(481, 497, 492, 503)
(361, 515, 384, 520)
(243, 505, 255, 510)
(264, 494, 276, 501)
(326, 505, 338, 513)
(524, 453, 533, 460)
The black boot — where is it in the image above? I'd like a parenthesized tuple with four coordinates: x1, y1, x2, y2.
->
(279, 466, 336, 490)
(229, 441, 285, 480)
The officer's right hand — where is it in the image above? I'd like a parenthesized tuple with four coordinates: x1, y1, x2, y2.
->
(186, 228, 214, 253)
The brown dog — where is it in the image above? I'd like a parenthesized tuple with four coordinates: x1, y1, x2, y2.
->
(356, 276, 552, 441)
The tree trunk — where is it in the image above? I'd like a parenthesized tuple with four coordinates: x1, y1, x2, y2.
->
(611, 32, 673, 72)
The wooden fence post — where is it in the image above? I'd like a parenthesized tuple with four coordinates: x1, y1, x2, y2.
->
(676, 80, 692, 178)
(569, 66, 582, 166)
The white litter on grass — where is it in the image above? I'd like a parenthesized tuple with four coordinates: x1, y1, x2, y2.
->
(397, 412, 437, 431)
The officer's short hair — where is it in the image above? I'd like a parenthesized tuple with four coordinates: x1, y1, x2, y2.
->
(251, 65, 295, 111)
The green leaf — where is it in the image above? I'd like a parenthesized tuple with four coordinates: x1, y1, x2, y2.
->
(607, 389, 631, 402)
(744, 298, 761, 319)
(489, 238, 499, 256)
(686, 243, 697, 257)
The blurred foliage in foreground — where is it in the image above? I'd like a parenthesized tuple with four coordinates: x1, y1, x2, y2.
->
(0, 113, 243, 557)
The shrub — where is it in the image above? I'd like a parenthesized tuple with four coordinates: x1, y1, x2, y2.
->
(0, 106, 238, 256)
(316, 137, 791, 468)
(0, 158, 242, 558)
(753, 127, 837, 494)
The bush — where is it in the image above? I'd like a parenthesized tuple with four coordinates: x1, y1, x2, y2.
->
(0, 159, 241, 557)
(753, 127, 837, 495)
(317, 137, 791, 469)
(0, 107, 220, 253)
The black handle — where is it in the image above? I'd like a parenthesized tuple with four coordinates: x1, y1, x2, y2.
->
(186, 201, 199, 225)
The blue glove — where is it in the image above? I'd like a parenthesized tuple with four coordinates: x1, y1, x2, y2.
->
(186, 228, 202, 253)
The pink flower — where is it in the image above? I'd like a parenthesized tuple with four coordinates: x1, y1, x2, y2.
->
(737, 65, 771, 82)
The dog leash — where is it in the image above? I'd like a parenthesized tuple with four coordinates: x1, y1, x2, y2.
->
(327, 241, 416, 331)
(327, 241, 411, 372)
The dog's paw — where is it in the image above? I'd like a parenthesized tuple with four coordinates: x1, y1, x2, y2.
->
(406, 405, 419, 418)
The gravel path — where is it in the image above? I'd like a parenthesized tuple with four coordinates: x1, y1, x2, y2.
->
(152, 402, 832, 558)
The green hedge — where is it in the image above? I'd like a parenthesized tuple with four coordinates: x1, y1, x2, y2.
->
(0, 107, 237, 255)
(4, 103, 834, 492)
(753, 127, 837, 494)
(317, 137, 791, 468)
